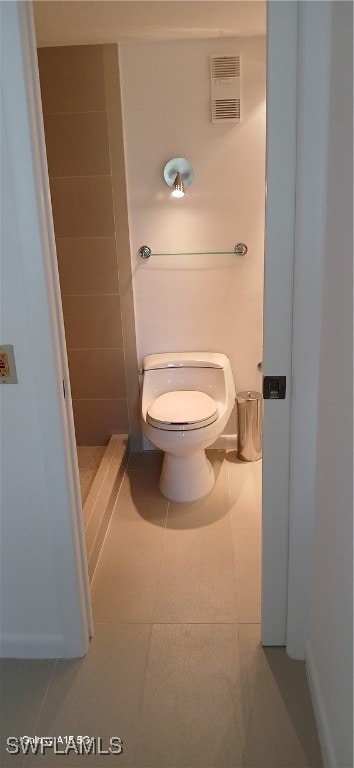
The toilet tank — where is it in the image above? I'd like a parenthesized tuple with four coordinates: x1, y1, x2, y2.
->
(142, 352, 235, 405)
(143, 352, 228, 371)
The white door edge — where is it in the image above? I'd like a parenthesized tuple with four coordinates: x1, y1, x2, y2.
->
(18, 2, 93, 653)
(262, 0, 299, 646)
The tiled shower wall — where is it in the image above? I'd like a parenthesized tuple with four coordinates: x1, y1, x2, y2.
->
(37, 44, 140, 446)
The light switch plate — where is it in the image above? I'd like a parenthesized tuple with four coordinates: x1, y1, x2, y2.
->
(0, 345, 18, 384)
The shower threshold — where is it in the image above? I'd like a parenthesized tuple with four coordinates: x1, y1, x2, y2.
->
(78, 435, 129, 583)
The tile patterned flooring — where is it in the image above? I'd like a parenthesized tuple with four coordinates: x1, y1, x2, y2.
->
(0, 450, 323, 768)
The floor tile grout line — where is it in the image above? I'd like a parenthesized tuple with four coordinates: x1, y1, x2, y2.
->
(128, 622, 154, 768)
(131, 495, 169, 767)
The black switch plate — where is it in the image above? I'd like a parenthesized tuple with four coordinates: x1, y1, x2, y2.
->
(263, 375, 286, 399)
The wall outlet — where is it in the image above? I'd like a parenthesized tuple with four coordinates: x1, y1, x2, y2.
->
(0, 345, 18, 384)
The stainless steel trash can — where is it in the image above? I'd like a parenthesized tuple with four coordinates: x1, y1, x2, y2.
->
(236, 391, 263, 461)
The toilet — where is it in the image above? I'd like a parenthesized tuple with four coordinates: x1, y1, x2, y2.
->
(140, 352, 236, 502)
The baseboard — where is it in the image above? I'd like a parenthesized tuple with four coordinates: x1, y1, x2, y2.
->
(0, 632, 65, 659)
(305, 641, 337, 767)
(84, 435, 129, 583)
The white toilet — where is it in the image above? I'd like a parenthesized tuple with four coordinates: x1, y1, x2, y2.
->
(140, 352, 236, 502)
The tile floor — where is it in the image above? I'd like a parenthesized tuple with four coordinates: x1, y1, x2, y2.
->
(0, 450, 323, 768)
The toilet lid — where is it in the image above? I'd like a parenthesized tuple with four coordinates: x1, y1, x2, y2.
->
(147, 390, 218, 431)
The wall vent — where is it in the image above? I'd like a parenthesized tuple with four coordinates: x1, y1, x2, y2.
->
(210, 55, 241, 123)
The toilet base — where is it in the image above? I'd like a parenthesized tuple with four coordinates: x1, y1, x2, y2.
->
(159, 450, 215, 503)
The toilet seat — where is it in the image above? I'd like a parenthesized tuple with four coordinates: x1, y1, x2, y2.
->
(147, 390, 218, 431)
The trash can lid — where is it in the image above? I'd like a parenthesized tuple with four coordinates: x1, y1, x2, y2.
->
(236, 391, 262, 401)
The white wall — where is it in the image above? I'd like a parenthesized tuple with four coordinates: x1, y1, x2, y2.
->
(119, 37, 266, 397)
(306, 3, 353, 766)
(0, 2, 90, 658)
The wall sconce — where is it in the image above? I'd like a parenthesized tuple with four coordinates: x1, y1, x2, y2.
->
(163, 157, 194, 198)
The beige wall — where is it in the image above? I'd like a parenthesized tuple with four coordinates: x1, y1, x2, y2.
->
(37, 44, 139, 446)
(119, 37, 266, 398)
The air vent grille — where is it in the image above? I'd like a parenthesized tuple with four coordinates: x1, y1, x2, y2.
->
(210, 54, 241, 123)
(211, 56, 240, 79)
(212, 98, 241, 122)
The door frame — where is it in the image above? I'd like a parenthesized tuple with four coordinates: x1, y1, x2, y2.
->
(262, 0, 299, 647)
(263, 0, 333, 656)
(18, 0, 330, 658)
(17, 1, 93, 654)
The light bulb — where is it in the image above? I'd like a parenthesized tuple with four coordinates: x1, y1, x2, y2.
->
(172, 172, 184, 198)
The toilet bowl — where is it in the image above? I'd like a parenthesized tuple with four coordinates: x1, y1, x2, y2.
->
(141, 352, 236, 502)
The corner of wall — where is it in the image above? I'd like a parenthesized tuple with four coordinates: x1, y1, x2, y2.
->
(305, 641, 336, 768)
(103, 43, 141, 449)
